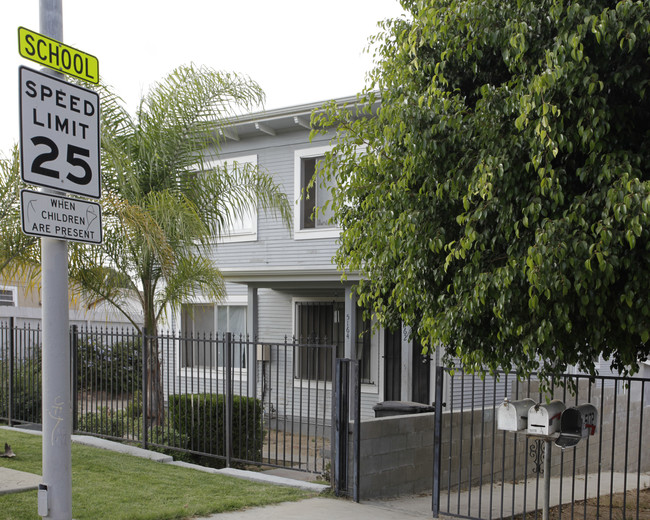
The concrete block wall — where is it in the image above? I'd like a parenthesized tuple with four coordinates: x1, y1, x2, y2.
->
(349, 412, 435, 499)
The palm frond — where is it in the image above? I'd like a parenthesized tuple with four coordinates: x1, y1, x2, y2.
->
(0, 145, 40, 279)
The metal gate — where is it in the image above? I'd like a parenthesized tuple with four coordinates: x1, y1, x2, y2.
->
(333, 358, 361, 501)
(432, 366, 650, 520)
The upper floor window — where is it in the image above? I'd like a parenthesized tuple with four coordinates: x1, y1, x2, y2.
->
(294, 146, 338, 240)
(206, 155, 258, 242)
(0, 286, 17, 306)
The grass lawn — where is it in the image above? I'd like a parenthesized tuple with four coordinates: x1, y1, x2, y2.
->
(0, 429, 316, 520)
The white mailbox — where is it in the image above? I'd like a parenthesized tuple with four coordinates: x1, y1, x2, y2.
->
(555, 404, 598, 448)
(496, 398, 536, 431)
(527, 400, 566, 435)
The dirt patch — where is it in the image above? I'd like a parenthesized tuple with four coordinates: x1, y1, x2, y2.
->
(508, 488, 650, 520)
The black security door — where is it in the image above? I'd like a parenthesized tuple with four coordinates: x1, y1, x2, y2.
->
(411, 337, 431, 404)
(383, 328, 401, 401)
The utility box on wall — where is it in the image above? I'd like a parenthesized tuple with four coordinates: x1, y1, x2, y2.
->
(256, 344, 271, 362)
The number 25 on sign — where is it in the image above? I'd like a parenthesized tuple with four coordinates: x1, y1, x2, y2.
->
(19, 66, 101, 199)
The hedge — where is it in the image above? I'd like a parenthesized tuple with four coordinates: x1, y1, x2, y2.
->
(0, 358, 42, 423)
(168, 393, 263, 467)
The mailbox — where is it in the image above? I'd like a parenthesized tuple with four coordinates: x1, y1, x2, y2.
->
(555, 404, 598, 448)
(497, 398, 536, 431)
(527, 400, 566, 435)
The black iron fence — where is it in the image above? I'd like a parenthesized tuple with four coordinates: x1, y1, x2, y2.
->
(433, 366, 650, 520)
(1, 319, 335, 475)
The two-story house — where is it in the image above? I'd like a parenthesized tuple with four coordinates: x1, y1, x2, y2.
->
(175, 96, 436, 418)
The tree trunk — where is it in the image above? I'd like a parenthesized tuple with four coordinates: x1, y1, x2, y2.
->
(144, 334, 163, 427)
(142, 277, 163, 428)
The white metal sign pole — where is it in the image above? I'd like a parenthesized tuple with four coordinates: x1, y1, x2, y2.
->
(39, 1, 72, 518)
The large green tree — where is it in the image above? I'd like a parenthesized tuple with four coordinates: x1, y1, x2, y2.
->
(314, 0, 650, 384)
(69, 64, 290, 421)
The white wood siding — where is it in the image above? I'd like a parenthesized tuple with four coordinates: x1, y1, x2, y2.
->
(207, 129, 340, 271)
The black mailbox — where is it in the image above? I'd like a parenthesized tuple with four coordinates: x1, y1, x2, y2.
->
(555, 403, 598, 449)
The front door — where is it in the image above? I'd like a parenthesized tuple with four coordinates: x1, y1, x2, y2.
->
(411, 337, 431, 404)
(384, 328, 401, 401)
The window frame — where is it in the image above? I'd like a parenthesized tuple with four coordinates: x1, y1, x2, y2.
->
(293, 145, 339, 240)
(205, 155, 259, 243)
(180, 297, 249, 375)
(0, 286, 18, 307)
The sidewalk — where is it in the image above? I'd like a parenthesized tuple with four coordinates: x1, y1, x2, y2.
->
(193, 496, 434, 519)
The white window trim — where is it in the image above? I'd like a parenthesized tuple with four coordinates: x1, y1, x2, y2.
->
(205, 155, 258, 243)
(293, 145, 340, 240)
(0, 286, 18, 306)
(178, 296, 249, 378)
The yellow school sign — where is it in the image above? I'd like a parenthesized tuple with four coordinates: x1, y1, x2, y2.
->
(18, 27, 99, 84)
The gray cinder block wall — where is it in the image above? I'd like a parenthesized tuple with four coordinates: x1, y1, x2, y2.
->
(349, 412, 435, 499)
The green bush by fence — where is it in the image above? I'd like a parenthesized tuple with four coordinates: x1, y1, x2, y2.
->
(0, 358, 42, 423)
(76, 338, 142, 394)
(168, 393, 263, 467)
(77, 407, 127, 438)
(76, 408, 193, 462)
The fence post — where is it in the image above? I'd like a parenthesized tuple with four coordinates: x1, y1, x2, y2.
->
(334, 359, 342, 495)
(334, 358, 350, 496)
(225, 332, 233, 467)
(432, 366, 444, 518)
(71, 325, 78, 432)
(142, 328, 148, 450)
(8, 317, 14, 427)
(352, 359, 361, 503)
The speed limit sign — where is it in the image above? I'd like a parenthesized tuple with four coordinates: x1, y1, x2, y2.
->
(19, 66, 100, 199)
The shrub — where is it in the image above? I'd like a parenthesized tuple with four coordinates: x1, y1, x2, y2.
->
(77, 408, 126, 438)
(168, 393, 263, 467)
(76, 408, 193, 463)
(125, 391, 142, 419)
(146, 423, 193, 463)
(0, 357, 42, 423)
(76, 338, 142, 395)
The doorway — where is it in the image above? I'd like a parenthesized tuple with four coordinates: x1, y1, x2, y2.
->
(383, 328, 401, 401)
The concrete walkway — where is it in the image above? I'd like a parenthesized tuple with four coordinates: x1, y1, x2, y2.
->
(0, 466, 41, 495)
(193, 496, 434, 519)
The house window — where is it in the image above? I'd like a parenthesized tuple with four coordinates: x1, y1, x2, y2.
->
(0, 287, 17, 306)
(300, 155, 334, 229)
(294, 146, 338, 240)
(295, 301, 344, 381)
(205, 155, 258, 242)
(181, 303, 247, 369)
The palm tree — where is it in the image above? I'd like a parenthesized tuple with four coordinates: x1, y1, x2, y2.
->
(0, 145, 39, 278)
(69, 64, 291, 424)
